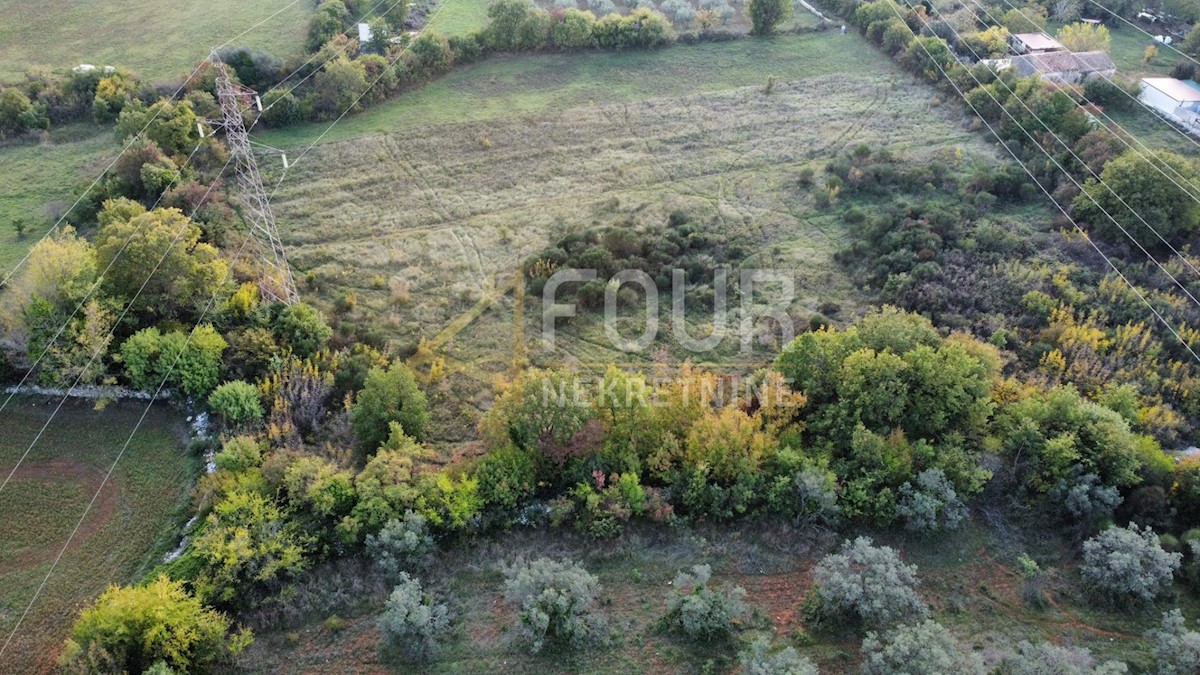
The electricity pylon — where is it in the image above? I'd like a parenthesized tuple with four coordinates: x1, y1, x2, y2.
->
(211, 53, 298, 305)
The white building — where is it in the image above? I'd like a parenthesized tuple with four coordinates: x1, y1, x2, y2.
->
(1010, 32, 1066, 55)
(1140, 78, 1200, 134)
(358, 22, 373, 43)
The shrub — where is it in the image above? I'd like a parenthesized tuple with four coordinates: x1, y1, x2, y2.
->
(59, 576, 249, 673)
(502, 557, 605, 653)
(366, 511, 436, 579)
(896, 467, 967, 532)
(787, 462, 841, 527)
(738, 637, 819, 675)
(1048, 467, 1121, 531)
(121, 325, 228, 399)
(207, 380, 264, 427)
(272, 302, 332, 358)
(1000, 641, 1128, 674)
(808, 537, 926, 630)
(475, 445, 539, 510)
(351, 360, 430, 452)
(662, 564, 749, 641)
(748, 0, 793, 35)
(213, 435, 264, 473)
(378, 573, 451, 663)
(1081, 524, 1181, 604)
(1148, 609, 1200, 675)
(860, 620, 986, 675)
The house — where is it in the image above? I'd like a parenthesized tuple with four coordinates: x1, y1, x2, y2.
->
(357, 22, 373, 43)
(1009, 50, 1116, 84)
(1010, 32, 1066, 55)
(1140, 77, 1200, 134)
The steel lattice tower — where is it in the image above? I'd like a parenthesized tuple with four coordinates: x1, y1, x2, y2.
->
(212, 54, 298, 305)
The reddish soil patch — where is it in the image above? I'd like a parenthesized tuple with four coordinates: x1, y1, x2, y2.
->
(0, 458, 118, 576)
(737, 569, 812, 635)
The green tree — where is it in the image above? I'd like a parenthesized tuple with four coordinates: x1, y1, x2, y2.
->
(1057, 21, 1111, 52)
(409, 33, 454, 78)
(662, 564, 749, 641)
(307, 0, 350, 51)
(120, 325, 228, 398)
(271, 302, 332, 358)
(1072, 150, 1200, 249)
(502, 557, 605, 653)
(553, 9, 598, 49)
(365, 17, 392, 54)
(378, 573, 450, 663)
(484, 0, 533, 51)
(1000, 4, 1048, 33)
(808, 536, 927, 630)
(0, 87, 45, 137)
(351, 360, 430, 452)
(114, 98, 201, 155)
(1081, 524, 1181, 604)
(208, 380, 264, 427)
(60, 575, 250, 673)
(308, 57, 367, 120)
(94, 201, 228, 321)
(748, 0, 793, 35)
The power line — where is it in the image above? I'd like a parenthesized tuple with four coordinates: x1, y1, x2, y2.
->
(882, 1, 1200, 365)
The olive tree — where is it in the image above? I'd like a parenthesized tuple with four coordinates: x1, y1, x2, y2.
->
(860, 620, 986, 675)
(897, 468, 968, 533)
(738, 636, 819, 675)
(366, 511, 436, 579)
(1081, 524, 1181, 604)
(502, 557, 605, 653)
(1000, 641, 1128, 674)
(662, 564, 749, 641)
(808, 537, 927, 630)
(1148, 610, 1200, 675)
(378, 573, 450, 663)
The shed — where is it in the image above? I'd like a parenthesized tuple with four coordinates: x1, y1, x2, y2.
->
(1010, 32, 1066, 54)
(1140, 78, 1200, 116)
(1009, 50, 1116, 84)
(358, 22, 373, 43)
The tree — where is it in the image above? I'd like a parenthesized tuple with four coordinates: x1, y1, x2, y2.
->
(94, 201, 228, 321)
(1081, 524, 1181, 604)
(307, 0, 349, 51)
(1057, 22, 1111, 52)
(366, 511, 436, 579)
(860, 620, 986, 675)
(1184, 25, 1200, 58)
(385, 0, 411, 29)
(2, 226, 97, 335)
(808, 537, 927, 630)
(479, 368, 598, 467)
(351, 360, 430, 452)
(1148, 609, 1200, 675)
(120, 325, 227, 398)
(208, 380, 264, 427)
(484, 0, 533, 51)
(738, 637, 819, 675)
(747, 0, 793, 35)
(365, 17, 392, 54)
(378, 573, 451, 663)
(553, 9, 598, 49)
(662, 564, 750, 641)
(272, 302, 332, 358)
(114, 98, 201, 156)
(1000, 4, 1048, 33)
(308, 57, 367, 120)
(502, 557, 605, 653)
(1072, 150, 1200, 249)
(59, 576, 249, 673)
(897, 468, 968, 533)
(409, 33, 455, 79)
(0, 87, 45, 138)
(1001, 641, 1128, 674)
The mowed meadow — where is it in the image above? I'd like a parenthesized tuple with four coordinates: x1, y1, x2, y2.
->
(0, 0, 311, 82)
(264, 31, 1027, 375)
(0, 398, 197, 674)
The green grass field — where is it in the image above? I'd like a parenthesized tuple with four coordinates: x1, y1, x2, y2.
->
(0, 125, 120, 276)
(0, 0, 311, 82)
(258, 31, 1017, 381)
(0, 397, 197, 674)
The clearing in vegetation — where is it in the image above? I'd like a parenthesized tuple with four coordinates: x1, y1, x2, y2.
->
(0, 0, 311, 82)
(0, 397, 196, 674)
(264, 31, 1026, 374)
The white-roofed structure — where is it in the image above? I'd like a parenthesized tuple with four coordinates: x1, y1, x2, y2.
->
(358, 22, 373, 43)
(1010, 32, 1066, 54)
(1140, 78, 1200, 135)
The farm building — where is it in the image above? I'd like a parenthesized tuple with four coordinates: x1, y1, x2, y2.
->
(1008, 51, 1116, 84)
(1010, 32, 1066, 54)
(1140, 77, 1200, 134)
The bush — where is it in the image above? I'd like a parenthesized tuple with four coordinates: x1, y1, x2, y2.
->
(59, 576, 249, 673)
(1148, 609, 1200, 675)
(662, 564, 749, 641)
(1081, 524, 1181, 604)
(475, 445, 539, 510)
(808, 536, 926, 630)
(207, 380, 264, 427)
(897, 467, 967, 533)
(272, 302, 332, 358)
(121, 325, 228, 399)
(502, 557, 605, 653)
(999, 641, 1128, 674)
(366, 511, 436, 579)
(1048, 467, 1121, 531)
(738, 637, 819, 675)
(350, 360, 430, 453)
(378, 573, 451, 663)
(748, 0, 793, 35)
(213, 435, 264, 473)
(860, 619, 986, 675)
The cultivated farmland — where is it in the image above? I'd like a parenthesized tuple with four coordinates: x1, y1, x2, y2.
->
(0, 398, 196, 673)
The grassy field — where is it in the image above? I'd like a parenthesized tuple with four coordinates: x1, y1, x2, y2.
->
(237, 518, 1199, 673)
(0, 125, 120, 276)
(260, 31, 1017, 382)
(0, 0, 311, 82)
(0, 397, 197, 674)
